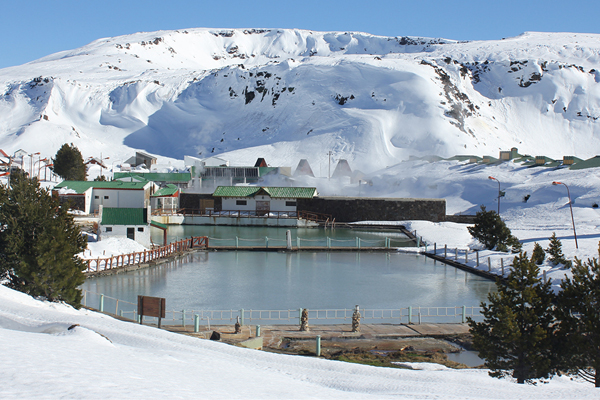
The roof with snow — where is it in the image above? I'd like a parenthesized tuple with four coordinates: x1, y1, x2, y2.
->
(151, 184, 179, 197)
(114, 172, 191, 182)
(213, 186, 317, 198)
(53, 180, 149, 194)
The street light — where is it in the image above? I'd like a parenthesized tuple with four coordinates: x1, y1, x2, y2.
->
(552, 181, 578, 249)
(488, 176, 501, 214)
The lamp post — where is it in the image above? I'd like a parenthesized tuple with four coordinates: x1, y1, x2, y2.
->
(327, 151, 332, 180)
(552, 181, 578, 249)
(488, 176, 501, 214)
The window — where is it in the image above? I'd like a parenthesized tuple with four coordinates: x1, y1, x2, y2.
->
(94, 196, 99, 199)
(236, 200, 247, 206)
(104, 196, 109, 199)
(137, 227, 144, 232)
(105, 227, 112, 232)
(286, 201, 297, 207)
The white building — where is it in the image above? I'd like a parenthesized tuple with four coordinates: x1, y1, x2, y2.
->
(53, 180, 155, 214)
(212, 186, 317, 215)
(98, 206, 152, 248)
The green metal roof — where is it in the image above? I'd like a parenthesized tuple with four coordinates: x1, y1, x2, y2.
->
(150, 220, 168, 230)
(101, 208, 147, 225)
(213, 186, 317, 198)
(54, 180, 148, 194)
(569, 155, 600, 170)
(114, 172, 191, 182)
(151, 184, 179, 197)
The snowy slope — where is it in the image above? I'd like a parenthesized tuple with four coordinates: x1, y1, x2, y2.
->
(0, 284, 597, 399)
(0, 29, 599, 172)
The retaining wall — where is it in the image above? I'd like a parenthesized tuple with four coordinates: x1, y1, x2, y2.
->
(297, 196, 446, 222)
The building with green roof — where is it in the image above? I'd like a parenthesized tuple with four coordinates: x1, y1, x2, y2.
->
(53, 180, 154, 214)
(151, 184, 180, 212)
(114, 172, 192, 188)
(98, 206, 151, 247)
(213, 186, 317, 216)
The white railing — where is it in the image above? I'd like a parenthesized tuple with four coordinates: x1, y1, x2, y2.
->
(81, 290, 483, 326)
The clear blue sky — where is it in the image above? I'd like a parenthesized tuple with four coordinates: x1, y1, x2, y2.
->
(2, 0, 598, 69)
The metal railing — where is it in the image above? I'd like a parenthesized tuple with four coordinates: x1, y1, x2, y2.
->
(81, 290, 483, 326)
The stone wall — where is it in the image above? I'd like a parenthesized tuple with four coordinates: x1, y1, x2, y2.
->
(296, 196, 446, 222)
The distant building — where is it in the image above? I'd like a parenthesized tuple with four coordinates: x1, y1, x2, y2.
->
(135, 151, 157, 168)
(212, 186, 317, 215)
(294, 159, 315, 177)
(98, 206, 151, 247)
(114, 172, 192, 189)
(332, 159, 352, 178)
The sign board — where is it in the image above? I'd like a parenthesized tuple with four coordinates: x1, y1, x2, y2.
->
(138, 295, 166, 328)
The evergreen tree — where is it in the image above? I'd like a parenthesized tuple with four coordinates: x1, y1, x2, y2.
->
(556, 252, 600, 387)
(531, 242, 545, 265)
(546, 232, 569, 267)
(52, 143, 86, 181)
(0, 173, 87, 307)
(468, 252, 557, 383)
(468, 205, 521, 252)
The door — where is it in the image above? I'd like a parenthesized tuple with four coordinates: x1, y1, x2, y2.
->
(127, 227, 135, 240)
(256, 201, 270, 216)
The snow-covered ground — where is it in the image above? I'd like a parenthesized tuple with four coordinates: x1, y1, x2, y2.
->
(0, 284, 598, 399)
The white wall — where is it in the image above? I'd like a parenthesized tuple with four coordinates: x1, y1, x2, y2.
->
(221, 195, 297, 213)
(90, 189, 146, 213)
(99, 224, 151, 248)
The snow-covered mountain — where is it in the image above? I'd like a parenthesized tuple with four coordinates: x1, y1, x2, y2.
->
(1, 28, 599, 172)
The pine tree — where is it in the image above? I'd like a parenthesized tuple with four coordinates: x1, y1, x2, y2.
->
(546, 232, 569, 267)
(0, 173, 87, 307)
(52, 143, 86, 181)
(556, 252, 600, 387)
(468, 252, 557, 383)
(531, 242, 545, 265)
(467, 205, 521, 252)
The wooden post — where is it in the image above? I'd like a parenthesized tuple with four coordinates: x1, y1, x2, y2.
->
(488, 257, 491, 272)
(501, 258, 504, 276)
(444, 244, 447, 258)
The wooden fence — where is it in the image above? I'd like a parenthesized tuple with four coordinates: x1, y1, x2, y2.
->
(85, 236, 209, 273)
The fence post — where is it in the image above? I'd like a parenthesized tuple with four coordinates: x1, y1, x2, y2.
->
(265, 236, 268, 249)
(444, 244, 447, 258)
(327, 237, 331, 249)
(454, 248, 458, 261)
(434, 243, 436, 254)
(476, 250, 479, 267)
(299, 308, 303, 326)
(194, 314, 200, 333)
(501, 258, 504, 276)
(99, 294, 104, 312)
(417, 236, 421, 247)
(408, 306, 412, 324)
(297, 237, 300, 249)
(182, 310, 186, 327)
(488, 257, 491, 272)
(286, 230, 292, 250)
(240, 309, 244, 326)
(462, 305, 466, 323)
(236, 236, 239, 249)
(316, 335, 321, 357)
(465, 249, 468, 264)
(256, 325, 261, 337)
(418, 312, 422, 325)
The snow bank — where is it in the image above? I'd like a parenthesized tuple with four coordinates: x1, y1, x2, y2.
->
(0, 284, 597, 399)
